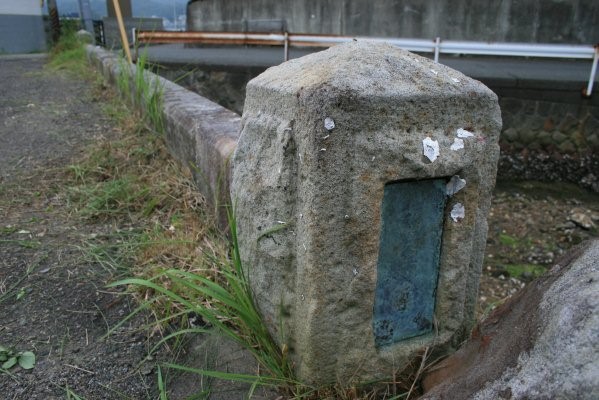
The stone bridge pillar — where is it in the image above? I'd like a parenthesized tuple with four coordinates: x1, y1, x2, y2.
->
(231, 41, 501, 385)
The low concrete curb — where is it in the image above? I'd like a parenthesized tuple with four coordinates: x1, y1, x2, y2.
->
(85, 45, 240, 226)
(0, 53, 47, 61)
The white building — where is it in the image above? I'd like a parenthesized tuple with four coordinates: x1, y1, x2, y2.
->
(0, 0, 46, 53)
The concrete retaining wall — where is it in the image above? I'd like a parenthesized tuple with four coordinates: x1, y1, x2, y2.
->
(187, 0, 599, 44)
(85, 45, 239, 226)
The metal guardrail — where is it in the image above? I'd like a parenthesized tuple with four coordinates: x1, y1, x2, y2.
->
(134, 30, 599, 96)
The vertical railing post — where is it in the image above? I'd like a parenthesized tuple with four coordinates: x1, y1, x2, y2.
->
(584, 44, 598, 97)
(132, 27, 138, 62)
(284, 31, 289, 61)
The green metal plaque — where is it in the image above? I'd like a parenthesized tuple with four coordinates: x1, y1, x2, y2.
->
(373, 179, 447, 347)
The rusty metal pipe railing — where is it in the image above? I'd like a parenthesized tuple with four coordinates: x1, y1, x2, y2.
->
(134, 30, 599, 96)
(137, 31, 286, 45)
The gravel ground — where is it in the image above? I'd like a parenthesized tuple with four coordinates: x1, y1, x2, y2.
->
(0, 55, 158, 400)
(479, 179, 598, 316)
(1, 54, 597, 400)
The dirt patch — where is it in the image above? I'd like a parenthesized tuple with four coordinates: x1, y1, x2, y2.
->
(0, 56, 158, 399)
(478, 180, 599, 316)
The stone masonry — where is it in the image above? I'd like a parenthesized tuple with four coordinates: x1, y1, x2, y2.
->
(231, 41, 502, 385)
(500, 97, 599, 153)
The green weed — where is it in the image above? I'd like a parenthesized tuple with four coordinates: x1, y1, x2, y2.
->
(0, 346, 36, 370)
(65, 387, 86, 400)
(78, 230, 146, 276)
(108, 208, 299, 395)
(115, 49, 164, 135)
(66, 128, 180, 222)
(68, 164, 87, 184)
(70, 177, 150, 219)
(47, 23, 93, 79)
(0, 225, 19, 235)
(15, 287, 27, 300)
(0, 239, 41, 249)
(0, 226, 18, 235)
(504, 263, 547, 280)
(116, 56, 132, 103)
(157, 366, 169, 400)
(0, 257, 42, 305)
(48, 45, 87, 76)
(498, 233, 519, 247)
(135, 50, 165, 134)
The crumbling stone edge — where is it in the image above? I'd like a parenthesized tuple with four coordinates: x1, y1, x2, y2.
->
(85, 45, 239, 227)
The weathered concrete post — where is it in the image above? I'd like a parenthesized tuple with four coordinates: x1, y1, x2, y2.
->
(231, 41, 501, 385)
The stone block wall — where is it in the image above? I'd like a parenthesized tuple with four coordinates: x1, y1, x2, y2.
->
(158, 65, 599, 154)
(500, 97, 599, 153)
(497, 97, 599, 192)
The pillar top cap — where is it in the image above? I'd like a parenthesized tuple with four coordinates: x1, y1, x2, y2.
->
(250, 40, 494, 100)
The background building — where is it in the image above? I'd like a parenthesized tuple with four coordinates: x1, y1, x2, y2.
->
(0, 0, 47, 54)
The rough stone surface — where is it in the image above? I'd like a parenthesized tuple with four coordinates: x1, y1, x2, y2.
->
(75, 29, 94, 44)
(231, 41, 501, 385)
(497, 97, 599, 153)
(495, 96, 599, 192)
(498, 149, 599, 193)
(502, 127, 519, 142)
(421, 239, 599, 400)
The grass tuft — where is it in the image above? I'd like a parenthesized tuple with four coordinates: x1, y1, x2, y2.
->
(115, 49, 165, 135)
(109, 208, 298, 392)
(47, 22, 92, 79)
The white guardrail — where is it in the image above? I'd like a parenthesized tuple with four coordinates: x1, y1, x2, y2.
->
(134, 31, 599, 96)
